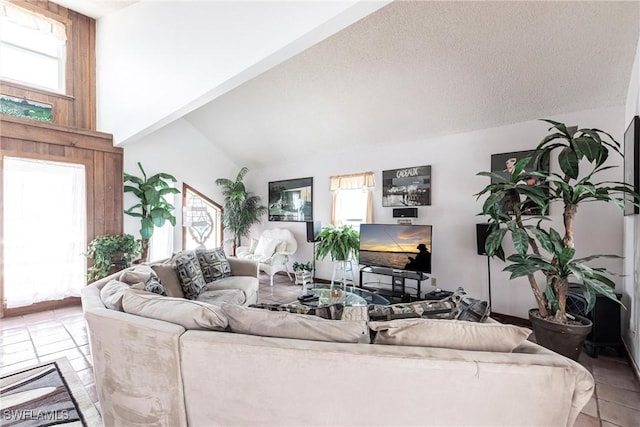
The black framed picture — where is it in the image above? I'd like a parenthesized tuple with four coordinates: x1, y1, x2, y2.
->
(382, 165, 431, 207)
(624, 116, 640, 216)
(490, 149, 549, 216)
(268, 177, 313, 222)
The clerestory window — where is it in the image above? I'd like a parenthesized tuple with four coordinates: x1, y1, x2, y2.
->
(0, 1, 67, 93)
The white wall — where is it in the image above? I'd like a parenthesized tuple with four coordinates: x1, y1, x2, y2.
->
(249, 106, 626, 319)
(96, 1, 389, 145)
(122, 118, 240, 254)
(624, 30, 640, 376)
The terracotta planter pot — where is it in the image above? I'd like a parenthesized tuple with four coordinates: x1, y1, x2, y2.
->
(529, 309, 592, 361)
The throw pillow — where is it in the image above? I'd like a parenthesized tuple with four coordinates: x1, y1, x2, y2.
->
(368, 300, 457, 321)
(250, 302, 344, 320)
(119, 265, 155, 285)
(174, 250, 207, 300)
(122, 289, 228, 331)
(100, 279, 131, 311)
(150, 263, 185, 298)
(249, 238, 259, 254)
(221, 303, 370, 343)
(145, 275, 167, 296)
(253, 237, 278, 258)
(369, 318, 532, 352)
(196, 247, 231, 282)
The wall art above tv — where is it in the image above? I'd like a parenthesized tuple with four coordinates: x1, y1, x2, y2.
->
(382, 165, 431, 207)
(268, 177, 313, 222)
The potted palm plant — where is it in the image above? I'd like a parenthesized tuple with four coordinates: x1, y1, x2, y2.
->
(315, 225, 360, 288)
(215, 167, 267, 256)
(476, 119, 639, 360)
(124, 162, 180, 261)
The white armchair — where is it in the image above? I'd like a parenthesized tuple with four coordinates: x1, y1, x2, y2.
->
(236, 228, 298, 286)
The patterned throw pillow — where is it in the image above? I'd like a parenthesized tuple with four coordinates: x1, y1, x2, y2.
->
(144, 274, 167, 296)
(196, 247, 231, 283)
(250, 302, 344, 320)
(368, 300, 457, 321)
(174, 251, 207, 300)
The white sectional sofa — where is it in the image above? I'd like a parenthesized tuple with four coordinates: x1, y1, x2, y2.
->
(81, 256, 594, 427)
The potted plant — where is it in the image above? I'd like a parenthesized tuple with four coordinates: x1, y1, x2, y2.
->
(476, 119, 639, 360)
(293, 261, 314, 286)
(315, 225, 360, 288)
(215, 167, 267, 256)
(86, 234, 143, 282)
(124, 162, 180, 261)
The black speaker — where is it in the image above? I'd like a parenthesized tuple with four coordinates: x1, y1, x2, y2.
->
(392, 208, 418, 218)
(306, 221, 321, 242)
(476, 224, 490, 255)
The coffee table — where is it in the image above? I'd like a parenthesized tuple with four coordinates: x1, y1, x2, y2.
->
(296, 283, 390, 307)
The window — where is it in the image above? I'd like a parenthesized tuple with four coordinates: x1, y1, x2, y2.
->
(330, 172, 375, 229)
(0, 1, 66, 92)
(182, 183, 223, 250)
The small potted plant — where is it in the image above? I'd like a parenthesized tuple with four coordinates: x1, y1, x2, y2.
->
(293, 261, 314, 286)
(86, 234, 143, 282)
(315, 225, 360, 288)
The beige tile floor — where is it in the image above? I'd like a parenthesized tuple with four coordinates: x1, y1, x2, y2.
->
(1, 272, 639, 426)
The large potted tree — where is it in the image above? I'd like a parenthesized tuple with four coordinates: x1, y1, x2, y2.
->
(124, 162, 180, 261)
(476, 119, 639, 360)
(315, 225, 360, 288)
(215, 167, 267, 256)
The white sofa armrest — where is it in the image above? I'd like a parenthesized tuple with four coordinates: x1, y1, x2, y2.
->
(236, 246, 251, 257)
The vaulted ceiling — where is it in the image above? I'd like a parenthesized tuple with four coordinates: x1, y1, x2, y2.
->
(55, 1, 640, 168)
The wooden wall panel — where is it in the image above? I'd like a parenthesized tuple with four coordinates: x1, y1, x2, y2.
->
(0, 117, 121, 317)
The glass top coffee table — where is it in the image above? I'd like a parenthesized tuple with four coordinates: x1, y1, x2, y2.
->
(296, 284, 390, 307)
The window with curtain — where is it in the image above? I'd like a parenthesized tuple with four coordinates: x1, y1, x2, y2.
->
(329, 171, 375, 228)
(3, 156, 86, 308)
(0, 0, 67, 92)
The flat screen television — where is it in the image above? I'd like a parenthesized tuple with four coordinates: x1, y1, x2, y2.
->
(358, 223, 432, 274)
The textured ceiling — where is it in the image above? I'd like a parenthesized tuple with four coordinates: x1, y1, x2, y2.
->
(184, 1, 640, 168)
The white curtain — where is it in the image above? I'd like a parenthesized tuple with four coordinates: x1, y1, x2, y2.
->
(3, 157, 86, 308)
(0, 1, 66, 41)
(329, 171, 375, 226)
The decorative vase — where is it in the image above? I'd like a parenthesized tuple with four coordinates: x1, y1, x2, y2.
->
(528, 309, 592, 361)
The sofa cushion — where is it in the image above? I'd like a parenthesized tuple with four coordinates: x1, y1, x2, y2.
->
(369, 318, 531, 352)
(197, 289, 246, 305)
(122, 288, 228, 331)
(207, 276, 257, 301)
(196, 247, 231, 282)
(150, 263, 185, 298)
(119, 265, 155, 285)
(221, 303, 370, 343)
(100, 279, 130, 311)
(174, 251, 207, 299)
(254, 237, 279, 258)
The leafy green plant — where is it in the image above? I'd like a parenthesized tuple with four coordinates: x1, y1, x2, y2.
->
(124, 162, 180, 260)
(86, 234, 142, 281)
(315, 225, 360, 262)
(292, 261, 314, 272)
(476, 119, 640, 323)
(215, 167, 267, 255)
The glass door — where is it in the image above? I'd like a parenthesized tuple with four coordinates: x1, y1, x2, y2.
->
(2, 156, 86, 310)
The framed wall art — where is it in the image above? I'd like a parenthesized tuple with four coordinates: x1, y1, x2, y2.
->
(268, 177, 313, 222)
(624, 115, 639, 216)
(490, 149, 549, 216)
(382, 165, 431, 207)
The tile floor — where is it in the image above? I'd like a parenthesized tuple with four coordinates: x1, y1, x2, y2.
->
(1, 273, 639, 427)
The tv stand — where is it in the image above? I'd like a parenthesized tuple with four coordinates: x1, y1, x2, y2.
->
(359, 266, 428, 302)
